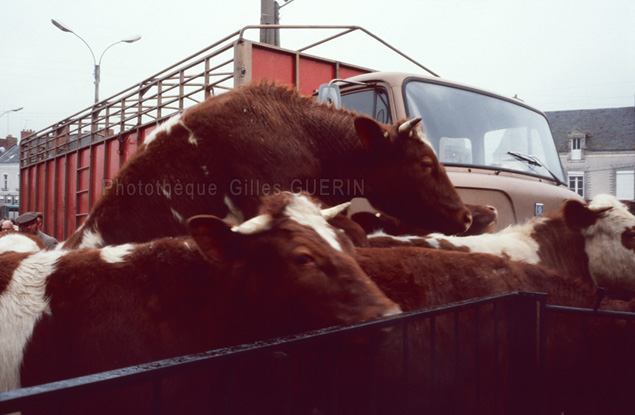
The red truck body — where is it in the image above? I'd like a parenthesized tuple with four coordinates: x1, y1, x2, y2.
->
(20, 27, 372, 241)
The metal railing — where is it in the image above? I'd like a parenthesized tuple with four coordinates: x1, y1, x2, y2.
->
(0, 292, 547, 415)
(20, 25, 434, 169)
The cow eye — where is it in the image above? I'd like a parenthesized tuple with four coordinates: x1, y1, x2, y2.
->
(294, 252, 315, 266)
(421, 157, 434, 170)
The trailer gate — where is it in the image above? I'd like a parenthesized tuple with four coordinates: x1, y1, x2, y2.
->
(1, 291, 634, 415)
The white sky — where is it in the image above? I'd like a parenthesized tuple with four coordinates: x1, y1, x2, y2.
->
(1, 0, 634, 139)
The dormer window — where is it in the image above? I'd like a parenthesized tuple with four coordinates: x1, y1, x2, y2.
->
(571, 137, 582, 160)
(567, 128, 586, 161)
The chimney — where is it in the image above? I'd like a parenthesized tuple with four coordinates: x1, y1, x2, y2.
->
(0, 135, 18, 150)
(21, 129, 35, 139)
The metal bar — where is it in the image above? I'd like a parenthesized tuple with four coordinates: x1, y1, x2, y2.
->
(454, 309, 461, 414)
(0, 292, 547, 414)
(238, 25, 439, 77)
(428, 315, 436, 414)
(475, 306, 482, 413)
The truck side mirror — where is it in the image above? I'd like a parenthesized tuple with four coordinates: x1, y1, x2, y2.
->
(317, 83, 342, 108)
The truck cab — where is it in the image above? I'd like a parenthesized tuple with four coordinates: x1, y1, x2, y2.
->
(325, 72, 581, 230)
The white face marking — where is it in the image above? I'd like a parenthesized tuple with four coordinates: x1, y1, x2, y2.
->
(284, 194, 342, 252)
(581, 194, 635, 289)
(415, 130, 436, 156)
(100, 244, 134, 263)
(0, 250, 66, 391)
(0, 234, 41, 254)
(143, 113, 183, 147)
(79, 228, 105, 249)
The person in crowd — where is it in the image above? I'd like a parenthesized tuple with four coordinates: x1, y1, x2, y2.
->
(1, 220, 14, 234)
(15, 211, 59, 249)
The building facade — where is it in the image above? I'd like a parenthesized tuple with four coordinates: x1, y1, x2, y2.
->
(0, 145, 19, 219)
(546, 107, 635, 203)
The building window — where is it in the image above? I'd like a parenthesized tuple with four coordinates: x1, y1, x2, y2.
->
(568, 172, 584, 198)
(616, 170, 635, 201)
(571, 138, 582, 160)
(2, 174, 7, 191)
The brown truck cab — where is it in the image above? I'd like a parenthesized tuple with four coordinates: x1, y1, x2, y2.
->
(319, 72, 582, 229)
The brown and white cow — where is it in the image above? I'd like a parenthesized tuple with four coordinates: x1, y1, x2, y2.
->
(367, 194, 635, 299)
(0, 193, 399, 414)
(337, 247, 635, 415)
(62, 82, 471, 249)
(0, 233, 44, 254)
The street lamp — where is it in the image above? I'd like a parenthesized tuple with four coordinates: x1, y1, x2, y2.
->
(0, 107, 23, 136)
(51, 19, 141, 103)
(0, 107, 23, 119)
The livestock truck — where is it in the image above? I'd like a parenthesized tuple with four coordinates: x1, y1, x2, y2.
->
(20, 25, 581, 241)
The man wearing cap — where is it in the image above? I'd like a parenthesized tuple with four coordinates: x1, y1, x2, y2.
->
(15, 212, 59, 249)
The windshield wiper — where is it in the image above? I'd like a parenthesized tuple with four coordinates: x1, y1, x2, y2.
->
(507, 151, 565, 186)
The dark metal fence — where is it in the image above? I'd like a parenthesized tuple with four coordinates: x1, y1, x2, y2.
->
(1, 291, 633, 415)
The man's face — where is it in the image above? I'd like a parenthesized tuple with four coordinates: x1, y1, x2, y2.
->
(1, 222, 12, 234)
(19, 220, 39, 235)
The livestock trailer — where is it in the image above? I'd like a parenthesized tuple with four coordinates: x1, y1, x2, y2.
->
(20, 25, 580, 241)
(2, 292, 634, 414)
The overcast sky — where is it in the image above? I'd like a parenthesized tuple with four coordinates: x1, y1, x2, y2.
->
(1, 0, 633, 139)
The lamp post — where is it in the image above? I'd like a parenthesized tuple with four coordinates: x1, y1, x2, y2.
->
(51, 19, 141, 104)
(0, 107, 23, 137)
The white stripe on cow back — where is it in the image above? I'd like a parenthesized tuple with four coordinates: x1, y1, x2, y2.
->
(100, 244, 134, 263)
(284, 194, 342, 252)
(0, 250, 67, 391)
(143, 113, 183, 147)
(0, 234, 42, 254)
(427, 219, 543, 263)
(78, 228, 105, 249)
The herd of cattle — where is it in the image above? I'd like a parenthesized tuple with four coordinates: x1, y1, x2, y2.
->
(1, 82, 635, 414)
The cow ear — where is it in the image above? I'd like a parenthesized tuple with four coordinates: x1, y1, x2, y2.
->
(562, 199, 603, 230)
(187, 215, 243, 261)
(354, 116, 389, 151)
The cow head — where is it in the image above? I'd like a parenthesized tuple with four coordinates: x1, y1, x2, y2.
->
(187, 192, 400, 339)
(563, 194, 635, 298)
(354, 116, 472, 235)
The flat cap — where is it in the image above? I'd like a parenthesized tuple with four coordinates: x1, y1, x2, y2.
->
(15, 211, 42, 225)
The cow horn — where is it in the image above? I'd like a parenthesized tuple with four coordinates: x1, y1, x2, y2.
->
(321, 202, 351, 220)
(398, 117, 422, 135)
(231, 214, 272, 234)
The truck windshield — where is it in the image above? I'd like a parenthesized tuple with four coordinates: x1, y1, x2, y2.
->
(404, 80, 566, 184)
